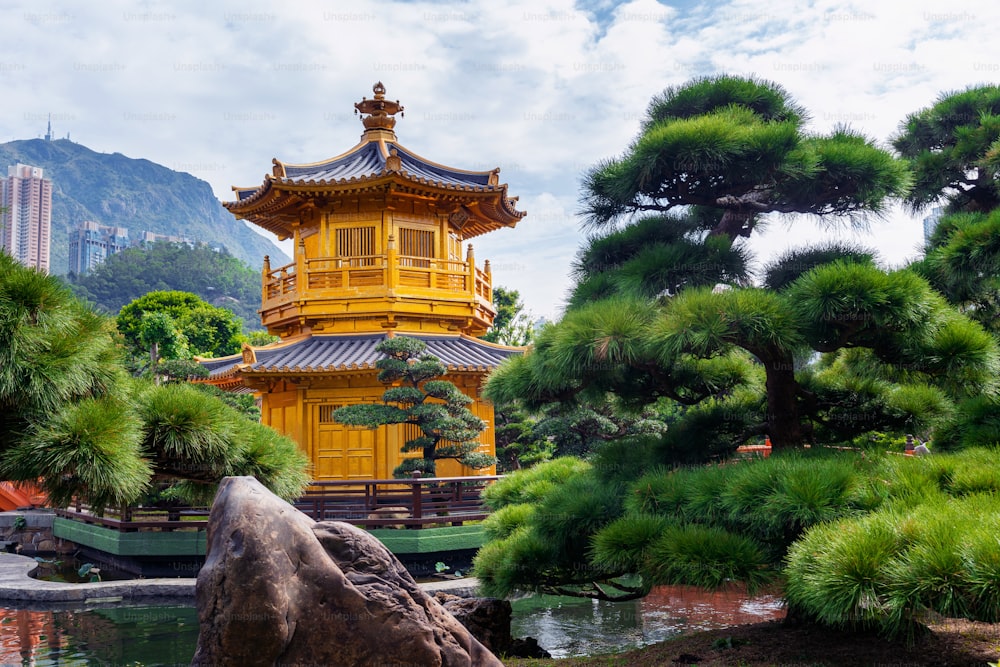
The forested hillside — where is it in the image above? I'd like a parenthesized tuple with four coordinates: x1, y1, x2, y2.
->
(0, 138, 288, 274)
(68, 241, 264, 330)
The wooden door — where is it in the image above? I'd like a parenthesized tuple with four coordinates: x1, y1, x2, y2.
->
(314, 404, 376, 481)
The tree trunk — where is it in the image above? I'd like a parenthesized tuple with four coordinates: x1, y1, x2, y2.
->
(711, 209, 756, 240)
(150, 342, 161, 385)
(763, 356, 805, 449)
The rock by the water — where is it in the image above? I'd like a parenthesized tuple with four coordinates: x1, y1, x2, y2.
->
(191, 476, 503, 667)
(436, 595, 513, 655)
(435, 593, 551, 659)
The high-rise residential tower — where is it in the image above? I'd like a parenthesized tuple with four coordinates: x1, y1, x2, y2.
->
(68, 221, 130, 275)
(1, 163, 52, 273)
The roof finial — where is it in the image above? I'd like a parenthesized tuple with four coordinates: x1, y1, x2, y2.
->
(354, 82, 404, 135)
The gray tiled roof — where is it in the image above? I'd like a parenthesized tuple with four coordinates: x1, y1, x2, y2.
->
(277, 142, 494, 189)
(201, 333, 520, 379)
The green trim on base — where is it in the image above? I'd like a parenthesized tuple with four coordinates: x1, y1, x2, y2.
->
(53, 518, 207, 557)
(368, 525, 484, 554)
(52, 518, 484, 558)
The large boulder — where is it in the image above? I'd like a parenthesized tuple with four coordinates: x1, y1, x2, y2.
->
(191, 476, 503, 667)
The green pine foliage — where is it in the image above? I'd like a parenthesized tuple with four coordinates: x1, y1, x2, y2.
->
(568, 213, 752, 307)
(786, 491, 1000, 636)
(474, 525, 555, 598)
(482, 502, 537, 541)
(893, 84, 1000, 214)
(913, 209, 1000, 335)
(589, 513, 674, 573)
(583, 74, 909, 239)
(2, 396, 151, 511)
(222, 420, 311, 503)
(477, 81, 1000, 632)
(0, 249, 309, 508)
(762, 242, 877, 291)
(482, 457, 591, 510)
(0, 253, 128, 451)
(933, 396, 1000, 450)
(137, 383, 238, 468)
(478, 446, 1000, 618)
(643, 524, 772, 592)
(475, 469, 638, 600)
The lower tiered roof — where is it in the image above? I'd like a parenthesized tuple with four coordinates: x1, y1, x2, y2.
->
(200, 333, 521, 383)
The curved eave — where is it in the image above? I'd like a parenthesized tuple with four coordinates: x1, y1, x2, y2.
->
(242, 362, 501, 376)
(226, 173, 525, 238)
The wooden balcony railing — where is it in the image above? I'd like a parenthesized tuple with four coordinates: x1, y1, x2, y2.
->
(261, 253, 492, 309)
(55, 475, 499, 532)
(54, 503, 210, 533)
(293, 475, 498, 528)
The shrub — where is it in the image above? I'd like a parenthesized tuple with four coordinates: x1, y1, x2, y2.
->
(590, 513, 675, 573)
(482, 457, 590, 510)
(483, 503, 536, 541)
(784, 511, 904, 629)
(786, 492, 1000, 636)
(644, 524, 772, 591)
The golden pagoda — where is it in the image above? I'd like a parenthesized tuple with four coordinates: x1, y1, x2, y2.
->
(200, 83, 526, 481)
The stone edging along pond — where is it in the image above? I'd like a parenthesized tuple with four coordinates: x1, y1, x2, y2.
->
(0, 552, 479, 604)
(0, 552, 195, 602)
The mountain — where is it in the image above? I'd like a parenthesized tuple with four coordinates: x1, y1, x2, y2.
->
(0, 138, 288, 275)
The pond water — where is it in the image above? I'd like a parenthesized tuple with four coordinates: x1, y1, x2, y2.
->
(31, 557, 133, 584)
(0, 584, 784, 664)
(0, 602, 198, 666)
(511, 583, 786, 658)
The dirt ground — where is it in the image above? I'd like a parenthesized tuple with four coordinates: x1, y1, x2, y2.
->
(504, 616, 1000, 667)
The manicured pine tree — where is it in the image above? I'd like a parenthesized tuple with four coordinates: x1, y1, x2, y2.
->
(333, 336, 496, 477)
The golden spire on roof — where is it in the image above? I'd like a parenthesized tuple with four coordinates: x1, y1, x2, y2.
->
(354, 82, 404, 134)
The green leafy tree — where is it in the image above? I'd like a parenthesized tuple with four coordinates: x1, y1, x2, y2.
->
(139, 311, 189, 374)
(492, 402, 553, 473)
(245, 329, 280, 346)
(176, 303, 243, 357)
(118, 290, 243, 361)
(482, 286, 533, 346)
(0, 249, 309, 510)
(334, 336, 495, 477)
(583, 74, 910, 240)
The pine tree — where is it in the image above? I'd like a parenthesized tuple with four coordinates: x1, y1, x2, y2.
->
(334, 336, 495, 477)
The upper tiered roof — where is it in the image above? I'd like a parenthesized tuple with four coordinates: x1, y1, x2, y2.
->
(226, 82, 525, 239)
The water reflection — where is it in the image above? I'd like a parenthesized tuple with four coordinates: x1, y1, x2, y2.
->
(1, 584, 785, 663)
(0, 602, 197, 666)
(511, 583, 785, 658)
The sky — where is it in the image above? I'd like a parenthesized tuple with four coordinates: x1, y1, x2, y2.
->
(1, 0, 997, 321)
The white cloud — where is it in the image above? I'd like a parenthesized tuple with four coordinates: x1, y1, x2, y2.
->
(2, 0, 998, 319)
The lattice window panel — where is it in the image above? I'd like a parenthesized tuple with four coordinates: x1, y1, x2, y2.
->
(335, 226, 375, 266)
(317, 404, 345, 424)
(399, 227, 434, 267)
